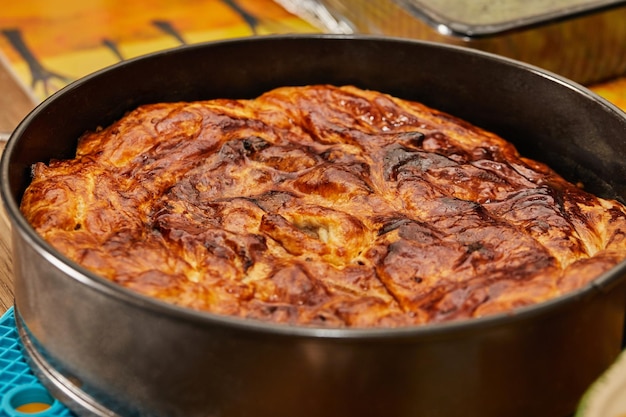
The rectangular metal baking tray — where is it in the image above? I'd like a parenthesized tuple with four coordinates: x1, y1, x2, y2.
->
(276, 0, 626, 85)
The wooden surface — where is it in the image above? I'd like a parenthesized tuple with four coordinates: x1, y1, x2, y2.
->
(0, 57, 37, 313)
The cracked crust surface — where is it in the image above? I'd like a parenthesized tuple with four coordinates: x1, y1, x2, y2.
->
(21, 85, 626, 327)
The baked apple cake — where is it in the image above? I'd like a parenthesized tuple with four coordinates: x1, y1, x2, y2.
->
(21, 85, 626, 327)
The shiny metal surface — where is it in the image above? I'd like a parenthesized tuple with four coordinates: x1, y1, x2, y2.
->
(2, 35, 626, 417)
(280, 0, 626, 84)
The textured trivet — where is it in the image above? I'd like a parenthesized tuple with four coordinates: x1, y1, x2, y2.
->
(0, 307, 73, 417)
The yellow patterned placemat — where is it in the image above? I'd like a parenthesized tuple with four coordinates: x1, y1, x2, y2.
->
(0, 0, 319, 101)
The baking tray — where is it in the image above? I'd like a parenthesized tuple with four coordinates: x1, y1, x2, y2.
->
(0, 307, 72, 417)
(275, 0, 626, 85)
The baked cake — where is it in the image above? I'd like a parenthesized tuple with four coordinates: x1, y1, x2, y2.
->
(20, 85, 626, 327)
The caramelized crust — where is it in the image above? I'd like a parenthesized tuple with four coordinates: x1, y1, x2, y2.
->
(21, 85, 626, 327)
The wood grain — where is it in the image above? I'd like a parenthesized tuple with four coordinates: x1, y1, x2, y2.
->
(0, 54, 36, 133)
(0, 140, 15, 313)
(0, 56, 37, 313)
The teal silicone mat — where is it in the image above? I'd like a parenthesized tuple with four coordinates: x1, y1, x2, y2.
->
(0, 307, 73, 417)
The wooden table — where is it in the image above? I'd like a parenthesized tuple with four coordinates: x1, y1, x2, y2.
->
(0, 57, 38, 313)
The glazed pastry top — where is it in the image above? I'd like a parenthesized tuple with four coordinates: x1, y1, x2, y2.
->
(21, 85, 626, 327)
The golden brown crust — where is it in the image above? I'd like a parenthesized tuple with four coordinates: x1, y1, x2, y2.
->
(21, 85, 626, 327)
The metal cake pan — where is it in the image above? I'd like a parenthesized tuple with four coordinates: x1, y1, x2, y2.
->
(1, 35, 626, 417)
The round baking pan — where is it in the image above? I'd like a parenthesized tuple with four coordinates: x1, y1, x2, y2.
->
(2, 35, 626, 417)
